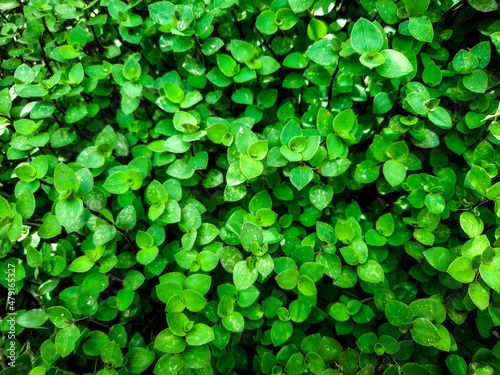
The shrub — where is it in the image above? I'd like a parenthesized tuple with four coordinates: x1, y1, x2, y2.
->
(1, 0, 500, 374)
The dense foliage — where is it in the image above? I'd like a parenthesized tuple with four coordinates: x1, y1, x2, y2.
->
(2, 0, 500, 374)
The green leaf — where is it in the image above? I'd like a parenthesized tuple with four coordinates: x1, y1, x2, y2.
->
(55, 198, 83, 228)
(307, 18, 328, 41)
(463, 69, 488, 93)
(357, 260, 384, 283)
(167, 160, 195, 179)
(247, 140, 268, 160)
(405, 0, 430, 16)
(469, 283, 489, 310)
(137, 246, 159, 265)
(329, 302, 350, 321)
(14, 119, 42, 135)
(217, 54, 239, 77)
(101, 342, 124, 367)
(446, 355, 468, 375)
(289, 299, 312, 322)
(359, 52, 385, 68)
(232, 88, 253, 105)
(222, 311, 245, 332)
(69, 63, 84, 84)
(206, 68, 232, 87)
(288, 0, 314, 13)
(173, 111, 198, 133)
(256, 10, 277, 35)
(305, 39, 339, 66)
(123, 60, 141, 81)
(479, 264, 500, 292)
(383, 160, 406, 186)
(103, 171, 130, 194)
(289, 166, 314, 191)
(38, 215, 62, 239)
(285, 353, 306, 375)
(256, 56, 281, 75)
(126, 347, 154, 375)
(276, 268, 300, 290)
(14, 164, 37, 182)
(309, 184, 333, 210)
(185, 324, 214, 346)
(183, 289, 207, 312)
(376, 1, 399, 24)
(146, 180, 169, 203)
(202, 37, 224, 56)
(486, 181, 500, 200)
(276, 8, 299, 31)
(283, 52, 309, 69)
(376, 49, 414, 78)
(460, 211, 484, 238)
(180, 204, 202, 230)
(447, 256, 476, 283)
(240, 155, 263, 179)
(0, 88, 12, 116)
(69, 256, 95, 273)
(351, 18, 384, 54)
(297, 275, 317, 295)
(410, 318, 441, 346)
(304, 65, 332, 86)
(164, 83, 184, 103)
(55, 325, 80, 357)
(428, 107, 452, 129)
(376, 213, 394, 237)
(54, 163, 80, 194)
(17, 309, 49, 328)
(271, 320, 293, 346)
(155, 330, 186, 354)
(354, 160, 379, 183)
(453, 49, 479, 73)
(240, 222, 263, 250)
(17, 189, 36, 219)
(255, 208, 278, 227)
(320, 158, 351, 177)
(255, 254, 273, 278)
(385, 300, 413, 326)
(231, 39, 255, 62)
(335, 221, 355, 244)
(47, 306, 73, 329)
(408, 16, 434, 43)
(468, 0, 499, 12)
(423, 63, 443, 87)
(423, 247, 454, 272)
(233, 260, 259, 290)
(65, 103, 88, 124)
(15, 64, 35, 83)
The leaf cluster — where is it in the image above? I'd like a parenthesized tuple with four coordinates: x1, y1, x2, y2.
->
(1, 0, 500, 375)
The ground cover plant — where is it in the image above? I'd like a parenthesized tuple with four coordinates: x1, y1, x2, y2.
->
(1, 0, 500, 374)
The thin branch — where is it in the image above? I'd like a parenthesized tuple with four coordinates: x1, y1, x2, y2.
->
(255, 29, 285, 73)
(0, 350, 7, 370)
(39, 37, 56, 75)
(0, 12, 9, 23)
(82, 0, 105, 53)
(85, 205, 133, 247)
(26, 333, 36, 363)
(42, 16, 59, 46)
(141, 97, 156, 127)
(327, 64, 340, 110)
(23, 285, 45, 309)
(230, 9, 244, 38)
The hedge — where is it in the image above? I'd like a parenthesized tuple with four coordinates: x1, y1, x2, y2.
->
(1, 0, 500, 374)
